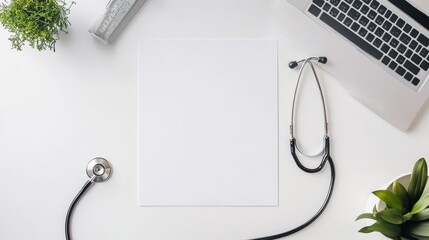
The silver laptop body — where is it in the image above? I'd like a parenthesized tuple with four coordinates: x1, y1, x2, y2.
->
(287, 0, 429, 130)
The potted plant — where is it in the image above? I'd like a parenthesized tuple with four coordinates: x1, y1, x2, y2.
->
(0, 0, 74, 51)
(357, 158, 429, 239)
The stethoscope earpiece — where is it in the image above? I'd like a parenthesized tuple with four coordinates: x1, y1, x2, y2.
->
(289, 56, 328, 69)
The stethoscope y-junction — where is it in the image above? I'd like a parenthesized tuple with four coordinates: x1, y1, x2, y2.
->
(65, 57, 335, 240)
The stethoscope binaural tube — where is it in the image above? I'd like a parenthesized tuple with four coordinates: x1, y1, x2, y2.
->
(65, 157, 112, 240)
(251, 57, 336, 240)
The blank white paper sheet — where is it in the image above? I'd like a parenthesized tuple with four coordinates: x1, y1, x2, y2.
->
(139, 40, 278, 206)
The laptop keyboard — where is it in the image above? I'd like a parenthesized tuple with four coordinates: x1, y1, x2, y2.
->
(307, 0, 429, 88)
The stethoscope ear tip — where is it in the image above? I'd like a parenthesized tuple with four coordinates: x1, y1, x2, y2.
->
(288, 61, 298, 69)
(86, 157, 112, 182)
(318, 57, 328, 64)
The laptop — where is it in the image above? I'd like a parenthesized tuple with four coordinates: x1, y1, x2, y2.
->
(287, 0, 429, 130)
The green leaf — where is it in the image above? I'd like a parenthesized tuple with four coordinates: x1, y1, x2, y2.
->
(358, 222, 401, 238)
(393, 180, 410, 211)
(408, 158, 428, 206)
(405, 221, 429, 238)
(411, 191, 429, 215)
(378, 208, 404, 224)
(412, 208, 429, 221)
(373, 190, 404, 211)
(356, 213, 376, 221)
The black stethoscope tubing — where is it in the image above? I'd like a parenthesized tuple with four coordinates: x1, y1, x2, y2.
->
(65, 58, 335, 240)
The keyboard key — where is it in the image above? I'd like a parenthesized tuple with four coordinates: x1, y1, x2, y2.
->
(375, 15, 384, 25)
(323, 3, 332, 11)
(389, 38, 399, 48)
(348, 8, 361, 20)
(410, 29, 419, 38)
(351, 22, 360, 31)
(396, 55, 405, 64)
(367, 10, 377, 20)
(409, 40, 418, 50)
(330, 0, 340, 6)
(382, 33, 392, 42)
(382, 56, 391, 65)
(395, 66, 406, 76)
(313, 0, 325, 7)
(360, 5, 370, 14)
(411, 54, 423, 65)
(353, 0, 363, 9)
(382, 21, 392, 31)
(329, 8, 340, 17)
(370, 0, 380, 9)
(344, 17, 353, 26)
(384, 10, 392, 18)
(366, 33, 375, 42)
(319, 12, 383, 59)
(345, 0, 353, 3)
(368, 22, 377, 32)
(417, 34, 429, 47)
(389, 61, 398, 70)
(398, 34, 411, 45)
(403, 24, 412, 33)
(405, 49, 413, 58)
(373, 38, 382, 47)
(359, 16, 369, 26)
(377, 5, 386, 14)
(389, 49, 398, 59)
(421, 60, 429, 71)
(412, 77, 420, 86)
(338, 13, 346, 21)
(381, 43, 390, 53)
(375, 27, 384, 37)
(404, 60, 420, 75)
(390, 26, 402, 38)
(396, 18, 405, 28)
(339, 2, 349, 12)
(359, 28, 368, 37)
(404, 72, 413, 81)
(416, 45, 422, 53)
(397, 44, 407, 54)
(362, 0, 371, 3)
(309, 4, 322, 17)
(420, 48, 429, 58)
(389, 13, 398, 23)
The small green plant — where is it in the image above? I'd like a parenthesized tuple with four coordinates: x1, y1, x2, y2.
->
(357, 158, 429, 239)
(0, 0, 74, 51)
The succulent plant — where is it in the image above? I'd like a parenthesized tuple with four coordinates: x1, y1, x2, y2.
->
(357, 158, 429, 239)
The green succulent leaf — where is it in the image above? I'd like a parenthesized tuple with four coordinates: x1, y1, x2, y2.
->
(356, 213, 376, 221)
(378, 208, 404, 224)
(411, 191, 429, 215)
(408, 158, 428, 206)
(393, 180, 410, 211)
(373, 190, 404, 211)
(405, 221, 429, 238)
(358, 222, 401, 239)
(411, 208, 429, 222)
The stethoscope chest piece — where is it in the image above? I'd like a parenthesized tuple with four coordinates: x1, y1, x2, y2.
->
(86, 157, 112, 182)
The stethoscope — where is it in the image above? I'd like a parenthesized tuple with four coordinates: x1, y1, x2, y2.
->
(65, 157, 112, 240)
(65, 57, 335, 240)
(251, 56, 335, 240)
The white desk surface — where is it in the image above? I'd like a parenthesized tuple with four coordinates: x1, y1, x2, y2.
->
(1, 0, 429, 239)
